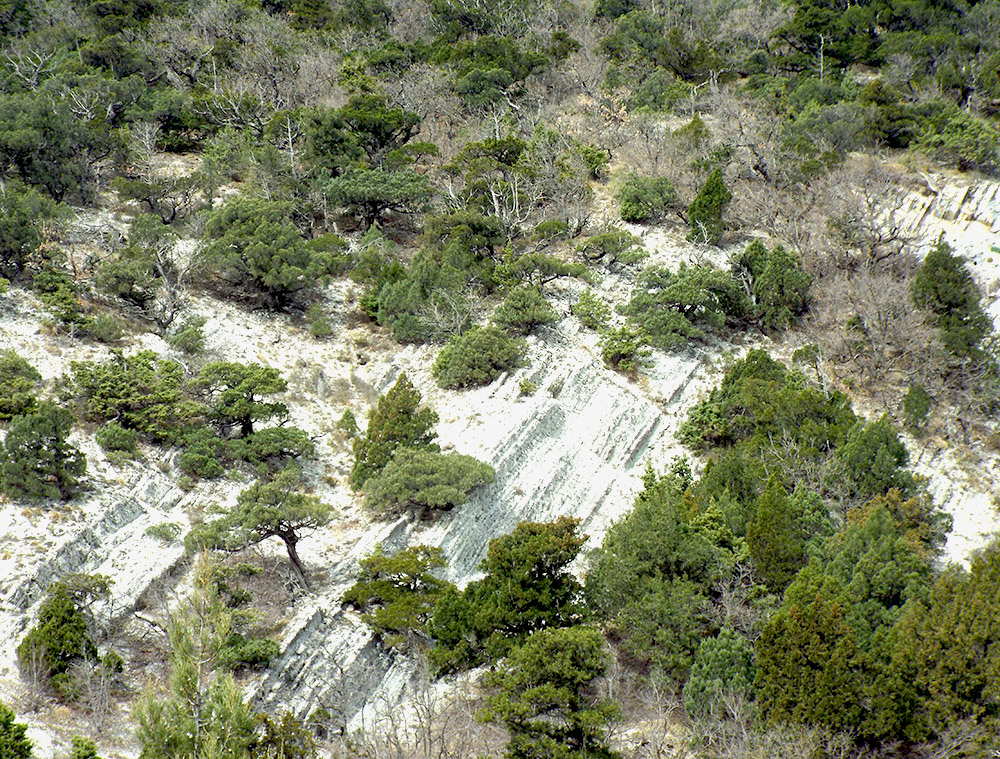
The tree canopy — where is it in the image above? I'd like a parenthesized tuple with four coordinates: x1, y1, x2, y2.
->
(186, 469, 332, 587)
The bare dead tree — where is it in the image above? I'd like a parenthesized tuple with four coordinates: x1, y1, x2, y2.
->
(4, 45, 59, 90)
(819, 159, 915, 273)
(711, 562, 771, 641)
(912, 719, 1000, 759)
(338, 671, 501, 759)
(129, 122, 163, 185)
(18, 643, 51, 713)
(808, 269, 942, 396)
(706, 87, 801, 189)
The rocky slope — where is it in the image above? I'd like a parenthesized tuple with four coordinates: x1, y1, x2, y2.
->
(0, 172, 998, 757)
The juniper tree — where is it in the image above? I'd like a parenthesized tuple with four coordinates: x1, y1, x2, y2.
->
(482, 626, 621, 759)
(0, 349, 42, 420)
(491, 286, 558, 335)
(0, 703, 33, 759)
(186, 469, 331, 587)
(193, 362, 288, 438)
(431, 326, 526, 389)
(341, 545, 452, 647)
(198, 198, 339, 309)
(687, 168, 732, 246)
(617, 175, 679, 223)
(912, 237, 992, 359)
(350, 373, 438, 489)
(429, 517, 588, 673)
(18, 583, 97, 678)
(363, 448, 494, 515)
(746, 477, 811, 591)
(0, 402, 86, 502)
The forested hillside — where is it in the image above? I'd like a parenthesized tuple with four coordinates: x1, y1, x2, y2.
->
(1, 0, 999, 755)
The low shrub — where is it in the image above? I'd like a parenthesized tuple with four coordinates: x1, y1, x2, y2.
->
(432, 326, 526, 389)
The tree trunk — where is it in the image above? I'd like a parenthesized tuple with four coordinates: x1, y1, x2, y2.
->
(282, 536, 310, 589)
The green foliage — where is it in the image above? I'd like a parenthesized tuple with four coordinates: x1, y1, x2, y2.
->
(302, 106, 363, 179)
(835, 415, 916, 501)
(682, 627, 755, 719)
(677, 349, 855, 455)
(422, 210, 505, 264)
(251, 712, 317, 759)
(0, 94, 105, 202)
(0, 703, 33, 759)
(218, 634, 280, 672)
(481, 626, 621, 759)
(687, 169, 732, 246)
(731, 239, 811, 330)
(599, 325, 652, 376)
(336, 410, 358, 437)
(70, 737, 101, 759)
(627, 69, 692, 112)
(349, 228, 407, 320)
(0, 181, 58, 280)
(572, 289, 611, 331)
(199, 198, 337, 310)
(326, 167, 431, 229)
(186, 468, 332, 586)
(72, 351, 190, 442)
(193, 362, 288, 438)
(600, 11, 720, 85)
(755, 573, 873, 733)
(305, 303, 332, 339)
(577, 143, 610, 179)
(429, 0, 540, 37)
(111, 174, 200, 225)
(496, 252, 591, 289)
(491, 286, 558, 335)
(94, 215, 179, 325)
(18, 584, 96, 679)
(350, 373, 438, 490)
(893, 543, 1000, 737)
(134, 561, 256, 759)
(441, 35, 548, 105)
(432, 325, 526, 389)
(916, 111, 1000, 175)
(337, 94, 420, 168)
(850, 489, 952, 570)
(429, 517, 587, 673)
(623, 263, 745, 348)
(0, 349, 41, 420)
(146, 522, 182, 543)
(372, 244, 480, 343)
(82, 313, 126, 345)
(902, 384, 932, 433)
(341, 544, 452, 647)
(363, 447, 494, 515)
(756, 505, 936, 739)
(166, 316, 207, 355)
(95, 421, 139, 455)
(0, 402, 86, 502)
(617, 175, 679, 223)
(32, 266, 83, 326)
(228, 427, 315, 475)
(176, 426, 227, 479)
(912, 237, 992, 359)
(586, 466, 719, 682)
(576, 229, 647, 270)
(746, 478, 825, 591)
